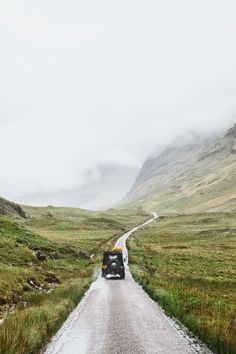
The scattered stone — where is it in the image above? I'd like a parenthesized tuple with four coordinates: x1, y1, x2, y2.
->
(34, 266, 42, 272)
(22, 284, 31, 291)
(0, 297, 7, 306)
(0, 206, 5, 216)
(63, 246, 79, 257)
(44, 272, 60, 284)
(35, 250, 46, 261)
(79, 251, 90, 259)
(28, 244, 41, 251)
(226, 122, 236, 137)
(231, 138, 236, 154)
(27, 277, 41, 288)
(16, 238, 28, 245)
(49, 251, 59, 259)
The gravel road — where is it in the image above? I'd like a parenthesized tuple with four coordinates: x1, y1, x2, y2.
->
(44, 213, 212, 354)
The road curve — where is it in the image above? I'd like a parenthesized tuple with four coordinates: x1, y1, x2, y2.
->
(44, 213, 211, 354)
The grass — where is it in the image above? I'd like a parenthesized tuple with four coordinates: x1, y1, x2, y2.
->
(0, 205, 149, 354)
(0, 278, 89, 354)
(128, 212, 236, 354)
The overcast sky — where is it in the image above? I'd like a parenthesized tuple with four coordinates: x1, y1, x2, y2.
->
(1, 0, 236, 203)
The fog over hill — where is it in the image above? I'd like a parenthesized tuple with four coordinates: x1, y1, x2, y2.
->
(128, 132, 217, 200)
(123, 122, 236, 213)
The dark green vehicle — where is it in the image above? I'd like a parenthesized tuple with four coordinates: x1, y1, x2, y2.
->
(101, 248, 125, 279)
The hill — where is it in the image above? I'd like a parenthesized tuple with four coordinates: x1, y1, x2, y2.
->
(124, 123, 236, 213)
(0, 196, 26, 218)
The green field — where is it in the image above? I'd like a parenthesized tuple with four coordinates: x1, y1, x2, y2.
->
(0, 206, 148, 354)
(128, 213, 236, 354)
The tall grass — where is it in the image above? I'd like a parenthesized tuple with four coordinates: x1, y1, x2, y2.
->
(0, 207, 149, 353)
(128, 213, 236, 354)
(132, 270, 236, 354)
(0, 279, 90, 354)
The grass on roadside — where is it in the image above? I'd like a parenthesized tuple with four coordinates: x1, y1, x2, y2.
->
(0, 278, 90, 354)
(128, 212, 236, 354)
(0, 206, 149, 354)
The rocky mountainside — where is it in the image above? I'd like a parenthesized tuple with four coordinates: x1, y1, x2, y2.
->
(0, 196, 26, 218)
(124, 123, 236, 213)
(128, 134, 214, 201)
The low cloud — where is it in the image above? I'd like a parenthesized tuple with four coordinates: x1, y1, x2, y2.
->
(0, 1, 236, 204)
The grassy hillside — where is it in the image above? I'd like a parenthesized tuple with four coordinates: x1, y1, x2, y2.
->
(125, 129, 236, 213)
(128, 213, 236, 354)
(0, 204, 148, 354)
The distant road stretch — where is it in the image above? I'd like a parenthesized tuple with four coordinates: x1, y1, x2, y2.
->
(45, 212, 211, 354)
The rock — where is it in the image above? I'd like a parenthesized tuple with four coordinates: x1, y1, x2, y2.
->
(226, 122, 236, 137)
(35, 250, 46, 261)
(0, 297, 7, 305)
(34, 266, 42, 272)
(0, 206, 6, 216)
(16, 238, 28, 245)
(0, 197, 27, 218)
(47, 212, 53, 218)
(49, 251, 59, 259)
(63, 246, 79, 257)
(231, 138, 236, 154)
(22, 284, 31, 291)
(27, 277, 41, 288)
(79, 251, 90, 259)
(28, 244, 41, 251)
(44, 272, 60, 283)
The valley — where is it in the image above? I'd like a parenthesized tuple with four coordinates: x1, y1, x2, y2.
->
(0, 202, 148, 354)
(1, 122, 236, 354)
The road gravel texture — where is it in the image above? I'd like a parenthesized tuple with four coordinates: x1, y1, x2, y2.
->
(44, 213, 212, 354)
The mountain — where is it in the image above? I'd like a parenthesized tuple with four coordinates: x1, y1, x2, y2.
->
(0, 196, 26, 218)
(18, 164, 139, 210)
(124, 123, 236, 213)
(127, 133, 215, 201)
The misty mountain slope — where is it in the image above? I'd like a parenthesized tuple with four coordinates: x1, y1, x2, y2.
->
(124, 123, 236, 213)
(0, 196, 26, 218)
(127, 134, 214, 202)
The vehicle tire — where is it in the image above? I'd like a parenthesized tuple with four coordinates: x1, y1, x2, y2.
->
(120, 272, 125, 279)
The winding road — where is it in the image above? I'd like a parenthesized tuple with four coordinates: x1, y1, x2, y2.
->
(44, 213, 211, 354)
